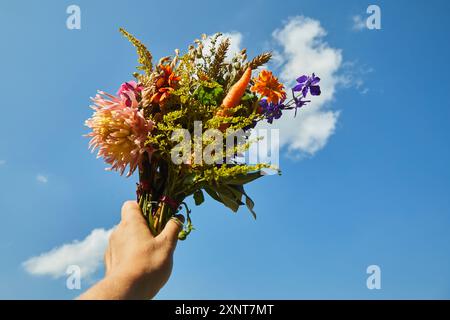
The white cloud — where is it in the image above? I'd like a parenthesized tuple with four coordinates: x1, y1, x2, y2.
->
(36, 174, 48, 183)
(352, 15, 366, 31)
(260, 16, 343, 155)
(339, 61, 373, 95)
(23, 227, 113, 278)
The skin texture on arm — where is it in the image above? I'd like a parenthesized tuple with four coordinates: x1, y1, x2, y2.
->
(77, 201, 184, 300)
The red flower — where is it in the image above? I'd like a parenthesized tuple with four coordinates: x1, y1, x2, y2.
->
(150, 64, 181, 105)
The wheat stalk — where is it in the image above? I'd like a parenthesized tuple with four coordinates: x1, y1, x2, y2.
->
(208, 38, 230, 80)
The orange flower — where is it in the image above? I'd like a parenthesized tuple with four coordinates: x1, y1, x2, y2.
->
(250, 70, 286, 104)
(150, 64, 181, 105)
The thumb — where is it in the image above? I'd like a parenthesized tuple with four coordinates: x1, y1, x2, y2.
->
(158, 214, 184, 250)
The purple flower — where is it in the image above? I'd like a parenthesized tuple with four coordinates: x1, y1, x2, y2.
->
(243, 120, 258, 131)
(292, 92, 310, 116)
(293, 73, 321, 98)
(260, 99, 285, 124)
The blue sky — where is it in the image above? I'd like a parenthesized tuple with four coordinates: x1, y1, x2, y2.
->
(1, 0, 450, 299)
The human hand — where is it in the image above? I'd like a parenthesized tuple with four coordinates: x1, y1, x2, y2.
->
(78, 201, 183, 300)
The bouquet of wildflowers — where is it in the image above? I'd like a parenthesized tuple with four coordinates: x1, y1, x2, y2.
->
(85, 29, 321, 239)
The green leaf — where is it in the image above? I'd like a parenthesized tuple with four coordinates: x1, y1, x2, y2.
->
(225, 171, 263, 185)
(193, 189, 205, 206)
(244, 194, 256, 219)
(204, 179, 262, 218)
(224, 185, 244, 203)
(241, 93, 257, 102)
(235, 185, 257, 219)
(204, 186, 223, 203)
(214, 185, 242, 212)
(193, 82, 224, 106)
(182, 173, 196, 186)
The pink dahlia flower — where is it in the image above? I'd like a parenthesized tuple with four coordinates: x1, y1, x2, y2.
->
(117, 81, 143, 108)
(85, 89, 153, 176)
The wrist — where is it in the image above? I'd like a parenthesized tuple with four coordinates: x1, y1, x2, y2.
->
(104, 268, 156, 300)
(77, 272, 137, 300)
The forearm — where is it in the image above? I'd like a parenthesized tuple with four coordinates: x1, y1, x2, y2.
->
(77, 274, 145, 300)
